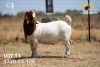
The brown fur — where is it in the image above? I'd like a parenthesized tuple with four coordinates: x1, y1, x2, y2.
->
(23, 11, 37, 39)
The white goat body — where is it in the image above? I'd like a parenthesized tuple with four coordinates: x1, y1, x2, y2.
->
(27, 20, 71, 45)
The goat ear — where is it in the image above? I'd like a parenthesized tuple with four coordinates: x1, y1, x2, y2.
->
(24, 11, 28, 19)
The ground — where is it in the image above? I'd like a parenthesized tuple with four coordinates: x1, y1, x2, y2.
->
(0, 42, 100, 67)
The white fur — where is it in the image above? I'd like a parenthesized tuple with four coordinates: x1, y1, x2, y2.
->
(65, 15, 72, 25)
(32, 11, 36, 18)
(33, 21, 71, 44)
(27, 14, 72, 58)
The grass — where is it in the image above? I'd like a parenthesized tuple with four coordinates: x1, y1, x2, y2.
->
(0, 18, 100, 67)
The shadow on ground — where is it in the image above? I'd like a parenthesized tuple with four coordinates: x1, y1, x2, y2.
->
(12, 56, 66, 60)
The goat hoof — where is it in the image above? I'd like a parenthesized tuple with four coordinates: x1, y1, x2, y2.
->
(31, 55, 37, 58)
(64, 55, 70, 58)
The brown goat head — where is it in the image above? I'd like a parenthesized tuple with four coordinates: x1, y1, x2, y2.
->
(23, 11, 36, 40)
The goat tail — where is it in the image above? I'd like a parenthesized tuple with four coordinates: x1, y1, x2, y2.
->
(65, 15, 72, 25)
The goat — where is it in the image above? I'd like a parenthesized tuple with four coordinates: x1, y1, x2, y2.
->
(23, 11, 72, 58)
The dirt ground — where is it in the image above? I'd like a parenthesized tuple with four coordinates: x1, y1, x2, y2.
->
(0, 42, 100, 67)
